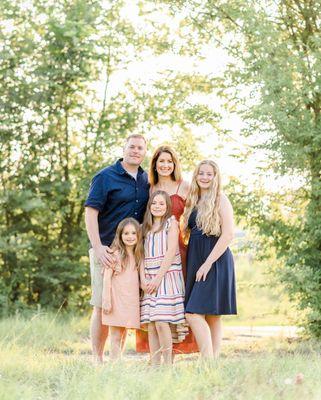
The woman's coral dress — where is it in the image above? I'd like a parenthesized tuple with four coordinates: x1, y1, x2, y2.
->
(136, 186, 198, 353)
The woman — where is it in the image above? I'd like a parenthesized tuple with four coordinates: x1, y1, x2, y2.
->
(182, 160, 237, 358)
(136, 145, 198, 353)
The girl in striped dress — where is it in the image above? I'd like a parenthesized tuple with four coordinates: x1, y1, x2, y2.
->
(140, 190, 187, 365)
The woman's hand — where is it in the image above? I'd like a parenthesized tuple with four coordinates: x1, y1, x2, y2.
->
(195, 262, 212, 282)
(146, 275, 162, 294)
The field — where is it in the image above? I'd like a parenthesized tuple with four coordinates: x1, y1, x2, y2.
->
(1, 257, 320, 400)
(229, 255, 297, 326)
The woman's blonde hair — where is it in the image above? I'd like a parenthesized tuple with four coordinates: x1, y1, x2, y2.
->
(142, 190, 172, 237)
(182, 160, 221, 240)
(149, 145, 182, 185)
(111, 218, 144, 270)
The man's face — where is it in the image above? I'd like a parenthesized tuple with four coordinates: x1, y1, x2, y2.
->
(123, 137, 147, 166)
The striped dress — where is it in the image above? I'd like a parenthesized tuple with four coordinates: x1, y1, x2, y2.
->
(140, 216, 187, 343)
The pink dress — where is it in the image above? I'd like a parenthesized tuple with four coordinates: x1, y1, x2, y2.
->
(102, 266, 140, 329)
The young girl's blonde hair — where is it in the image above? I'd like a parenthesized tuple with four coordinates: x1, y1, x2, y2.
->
(111, 218, 144, 270)
(142, 190, 172, 237)
(182, 160, 221, 241)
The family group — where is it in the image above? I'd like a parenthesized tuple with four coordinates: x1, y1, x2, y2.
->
(84, 134, 237, 365)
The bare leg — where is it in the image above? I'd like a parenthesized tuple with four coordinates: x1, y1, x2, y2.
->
(155, 322, 173, 365)
(206, 315, 222, 358)
(186, 313, 213, 359)
(90, 307, 108, 363)
(110, 327, 127, 360)
(120, 330, 127, 352)
(148, 323, 161, 366)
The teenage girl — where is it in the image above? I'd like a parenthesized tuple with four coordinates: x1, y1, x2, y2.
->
(182, 160, 237, 359)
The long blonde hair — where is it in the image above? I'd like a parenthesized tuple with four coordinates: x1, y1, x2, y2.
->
(111, 218, 144, 270)
(142, 190, 172, 237)
(149, 145, 182, 185)
(182, 160, 221, 240)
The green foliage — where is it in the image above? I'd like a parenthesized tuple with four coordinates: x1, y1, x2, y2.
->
(167, 0, 321, 335)
(0, 0, 217, 312)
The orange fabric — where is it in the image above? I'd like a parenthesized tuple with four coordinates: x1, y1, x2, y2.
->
(136, 190, 199, 353)
(170, 193, 187, 280)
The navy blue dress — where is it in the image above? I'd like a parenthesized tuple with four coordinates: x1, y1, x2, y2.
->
(185, 210, 237, 315)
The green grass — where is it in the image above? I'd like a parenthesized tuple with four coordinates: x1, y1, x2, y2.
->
(0, 257, 310, 399)
(1, 313, 321, 400)
(225, 255, 297, 326)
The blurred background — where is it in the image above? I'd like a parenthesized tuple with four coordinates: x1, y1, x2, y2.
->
(1, 0, 320, 336)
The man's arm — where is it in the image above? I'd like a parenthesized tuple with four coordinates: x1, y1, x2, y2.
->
(85, 206, 113, 268)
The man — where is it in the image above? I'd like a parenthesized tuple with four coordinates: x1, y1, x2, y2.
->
(84, 134, 149, 363)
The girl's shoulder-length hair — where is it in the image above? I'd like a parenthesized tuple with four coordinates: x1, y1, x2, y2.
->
(111, 217, 144, 270)
(149, 145, 182, 186)
(142, 190, 172, 237)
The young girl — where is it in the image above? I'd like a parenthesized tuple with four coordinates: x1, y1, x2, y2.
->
(140, 190, 187, 365)
(182, 160, 237, 359)
(136, 145, 198, 354)
(102, 218, 143, 360)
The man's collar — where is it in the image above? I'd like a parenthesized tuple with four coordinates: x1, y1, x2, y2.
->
(115, 158, 145, 175)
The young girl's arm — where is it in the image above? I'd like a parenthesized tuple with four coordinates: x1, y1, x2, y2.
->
(196, 193, 234, 282)
(102, 267, 113, 314)
(139, 261, 148, 292)
(147, 217, 179, 294)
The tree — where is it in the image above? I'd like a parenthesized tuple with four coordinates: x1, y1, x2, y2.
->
(0, 0, 218, 311)
(166, 0, 321, 335)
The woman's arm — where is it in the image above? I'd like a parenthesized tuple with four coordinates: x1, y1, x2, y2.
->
(196, 193, 234, 282)
(102, 268, 113, 313)
(147, 218, 179, 293)
(179, 180, 190, 200)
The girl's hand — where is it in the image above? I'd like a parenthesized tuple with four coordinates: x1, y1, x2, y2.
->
(195, 262, 212, 282)
(102, 302, 112, 314)
(140, 281, 148, 292)
(146, 276, 162, 294)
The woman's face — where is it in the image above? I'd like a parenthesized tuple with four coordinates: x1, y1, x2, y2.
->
(196, 163, 215, 190)
(150, 194, 167, 218)
(156, 152, 175, 178)
(121, 224, 138, 247)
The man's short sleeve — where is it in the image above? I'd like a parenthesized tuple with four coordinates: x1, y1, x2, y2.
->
(84, 173, 108, 211)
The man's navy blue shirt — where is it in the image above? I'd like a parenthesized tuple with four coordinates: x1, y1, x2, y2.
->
(85, 159, 149, 246)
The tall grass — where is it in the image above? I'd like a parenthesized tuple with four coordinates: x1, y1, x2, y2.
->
(1, 313, 321, 400)
(0, 257, 313, 399)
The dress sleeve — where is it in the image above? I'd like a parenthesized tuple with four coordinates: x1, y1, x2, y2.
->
(84, 173, 109, 211)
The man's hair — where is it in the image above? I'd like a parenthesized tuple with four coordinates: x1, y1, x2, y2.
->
(125, 134, 147, 144)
